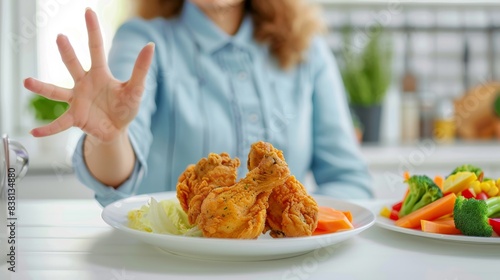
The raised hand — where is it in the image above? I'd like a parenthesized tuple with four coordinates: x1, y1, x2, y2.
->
(24, 8, 155, 143)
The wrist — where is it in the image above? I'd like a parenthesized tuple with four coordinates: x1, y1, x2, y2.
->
(83, 128, 131, 159)
(85, 128, 129, 146)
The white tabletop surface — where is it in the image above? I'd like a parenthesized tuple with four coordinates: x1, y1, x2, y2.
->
(1, 199, 499, 280)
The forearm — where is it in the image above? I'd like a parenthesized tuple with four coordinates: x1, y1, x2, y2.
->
(83, 131, 136, 188)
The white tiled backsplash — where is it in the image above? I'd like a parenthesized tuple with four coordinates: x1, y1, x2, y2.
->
(323, 7, 500, 99)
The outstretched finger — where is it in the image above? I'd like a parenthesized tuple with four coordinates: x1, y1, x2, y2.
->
(31, 112, 73, 137)
(85, 8, 107, 69)
(127, 43, 155, 95)
(24, 78, 72, 102)
(56, 34, 86, 81)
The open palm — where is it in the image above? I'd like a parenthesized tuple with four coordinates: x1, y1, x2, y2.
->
(24, 8, 154, 143)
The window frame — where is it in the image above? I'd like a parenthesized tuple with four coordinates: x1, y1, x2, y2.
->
(1, 0, 37, 137)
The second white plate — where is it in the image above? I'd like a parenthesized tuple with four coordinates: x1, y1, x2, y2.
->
(376, 216, 500, 244)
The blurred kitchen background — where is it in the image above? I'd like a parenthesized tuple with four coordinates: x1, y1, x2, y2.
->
(1, 0, 500, 200)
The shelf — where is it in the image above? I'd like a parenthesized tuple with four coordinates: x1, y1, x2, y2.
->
(360, 141, 500, 168)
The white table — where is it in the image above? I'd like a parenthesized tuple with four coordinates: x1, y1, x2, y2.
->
(1, 199, 499, 280)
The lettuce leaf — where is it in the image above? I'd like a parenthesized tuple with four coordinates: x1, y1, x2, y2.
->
(128, 198, 202, 237)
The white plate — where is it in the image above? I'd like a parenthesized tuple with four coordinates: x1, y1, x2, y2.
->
(376, 214, 500, 245)
(102, 192, 375, 261)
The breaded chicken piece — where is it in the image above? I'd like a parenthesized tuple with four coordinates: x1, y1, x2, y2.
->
(248, 141, 319, 238)
(198, 152, 290, 239)
(264, 175, 319, 238)
(176, 153, 240, 225)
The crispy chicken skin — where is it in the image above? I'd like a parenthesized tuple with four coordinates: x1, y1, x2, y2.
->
(198, 152, 291, 239)
(176, 153, 240, 225)
(264, 175, 319, 238)
(248, 141, 319, 238)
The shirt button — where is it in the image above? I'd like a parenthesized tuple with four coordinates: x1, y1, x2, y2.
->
(249, 113, 259, 123)
(237, 71, 248, 81)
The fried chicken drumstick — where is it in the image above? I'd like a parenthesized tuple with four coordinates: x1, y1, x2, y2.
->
(198, 152, 290, 239)
(176, 153, 240, 225)
(248, 141, 319, 238)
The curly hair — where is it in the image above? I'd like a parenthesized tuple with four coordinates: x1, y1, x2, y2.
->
(136, 0, 323, 69)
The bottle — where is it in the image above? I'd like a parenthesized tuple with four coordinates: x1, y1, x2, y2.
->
(401, 91, 420, 143)
(433, 98, 456, 143)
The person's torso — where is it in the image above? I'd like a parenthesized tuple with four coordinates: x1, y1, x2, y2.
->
(140, 17, 316, 193)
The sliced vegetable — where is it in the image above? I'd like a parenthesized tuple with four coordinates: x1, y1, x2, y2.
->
(461, 188, 475, 199)
(435, 213, 453, 220)
(392, 201, 403, 212)
(443, 172, 477, 194)
(395, 193, 457, 229)
(448, 164, 483, 179)
(379, 206, 391, 218)
(312, 228, 334, 236)
(315, 206, 354, 234)
(399, 175, 443, 218)
(434, 175, 444, 190)
(421, 218, 461, 235)
(476, 192, 489, 201)
(343, 211, 353, 223)
(403, 171, 410, 181)
(489, 218, 500, 236)
(389, 209, 399, 221)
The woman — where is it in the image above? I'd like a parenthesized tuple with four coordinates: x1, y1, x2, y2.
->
(24, 0, 373, 206)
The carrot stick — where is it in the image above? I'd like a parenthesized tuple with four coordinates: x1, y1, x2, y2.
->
(421, 218, 461, 235)
(434, 175, 444, 190)
(395, 193, 457, 229)
(403, 171, 410, 181)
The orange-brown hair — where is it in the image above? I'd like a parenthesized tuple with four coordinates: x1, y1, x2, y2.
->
(136, 0, 323, 69)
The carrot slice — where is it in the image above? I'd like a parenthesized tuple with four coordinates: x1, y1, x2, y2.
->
(315, 206, 354, 234)
(403, 171, 410, 181)
(312, 228, 333, 236)
(421, 218, 461, 235)
(395, 193, 457, 229)
(434, 175, 444, 190)
(343, 211, 353, 222)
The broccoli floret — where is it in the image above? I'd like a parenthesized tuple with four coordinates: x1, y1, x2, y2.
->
(399, 175, 443, 218)
(453, 196, 500, 237)
(449, 164, 483, 179)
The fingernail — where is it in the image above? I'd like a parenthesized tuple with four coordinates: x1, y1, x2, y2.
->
(147, 42, 155, 47)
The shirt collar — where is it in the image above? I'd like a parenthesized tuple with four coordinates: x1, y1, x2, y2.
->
(180, 1, 255, 54)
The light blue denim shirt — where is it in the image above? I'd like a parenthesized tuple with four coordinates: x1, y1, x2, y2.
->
(73, 2, 373, 206)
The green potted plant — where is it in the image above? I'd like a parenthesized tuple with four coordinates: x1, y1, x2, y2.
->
(29, 96, 70, 154)
(340, 25, 393, 143)
(29, 95, 68, 123)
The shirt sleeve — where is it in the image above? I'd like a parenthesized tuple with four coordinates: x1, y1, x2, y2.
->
(72, 18, 159, 206)
(309, 36, 374, 199)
